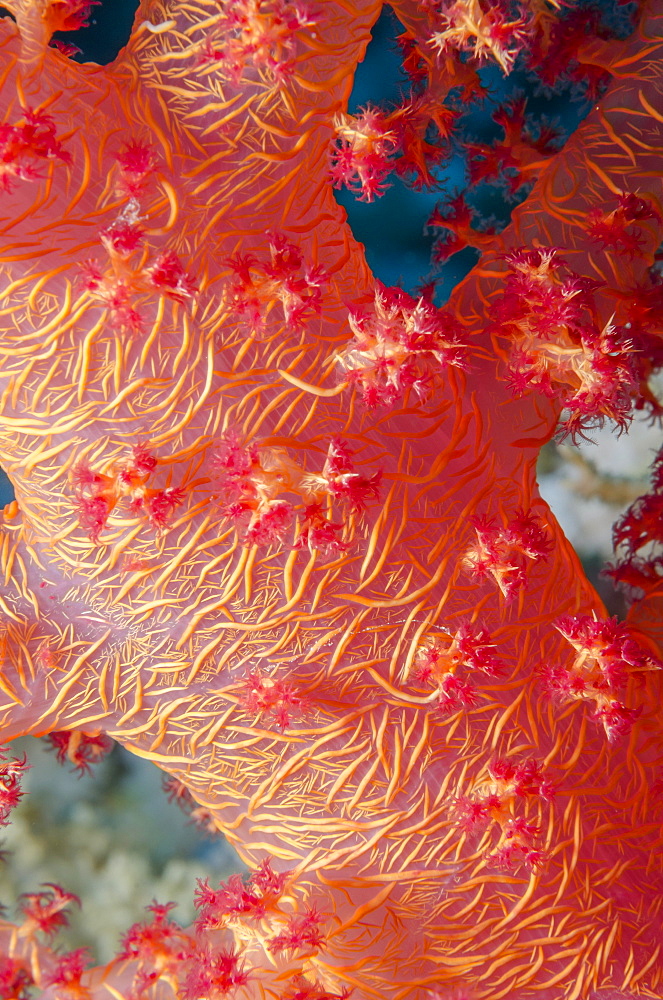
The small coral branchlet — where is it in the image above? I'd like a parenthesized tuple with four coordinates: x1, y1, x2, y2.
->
(330, 96, 459, 199)
(195, 860, 327, 975)
(146, 251, 199, 304)
(113, 140, 157, 198)
(41, 947, 91, 994)
(80, 212, 197, 335)
(181, 946, 250, 1000)
(267, 906, 325, 955)
(428, 193, 497, 262)
(294, 503, 347, 556)
(330, 105, 400, 202)
(488, 757, 556, 802)
(317, 437, 382, 512)
(195, 0, 318, 85)
(491, 816, 546, 871)
(130, 486, 187, 532)
(214, 433, 380, 548)
(213, 432, 301, 546)
(544, 615, 662, 741)
(603, 443, 663, 602)
(79, 260, 145, 336)
(463, 98, 559, 204)
(428, 0, 533, 75)
(463, 509, 551, 600)
(213, 428, 388, 559)
(118, 900, 194, 997)
(337, 284, 468, 408)
(586, 193, 662, 258)
(100, 216, 145, 257)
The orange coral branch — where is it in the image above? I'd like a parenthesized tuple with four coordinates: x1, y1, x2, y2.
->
(0, 1, 661, 998)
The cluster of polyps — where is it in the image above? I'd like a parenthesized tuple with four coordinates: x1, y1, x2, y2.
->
(226, 233, 329, 335)
(213, 433, 381, 549)
(411, 623, 505, 714)
(493, 245, 654, 439)
(0, 746, 29, 825)
(194, 860, 325, 957)
(586, 193, 662, 258)
(239, 670, 305, 730)
(0, 762, 342, 1000)
(330, 105, 401, 202)
(453, 757, 555, 871)
(429, 0, 535, 75)
(194, 0, 319, 85)
(72, 443, 185, 543)
(94, 859, 332, 999)
(331, 95, 460, 200)
(605, 442, 663, 599)
(44, 730, 113, 775)
(545, 615, 662, 741)
(78, 140, 196, 335)
(81, 222, 197, 337)
(0, 106, 71, 192)
(463, 508, 552, 601)
(336, 284, 468, 408)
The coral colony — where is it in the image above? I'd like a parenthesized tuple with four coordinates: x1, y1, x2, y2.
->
(0, 0, 661, 998)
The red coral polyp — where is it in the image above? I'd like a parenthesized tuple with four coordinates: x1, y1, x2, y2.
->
(411, 623, 505, 714)
(586, 193, 661, 258)
(18, 885, 80, 939)
(451, 755, 553, 871)
(330, 105, 400, 202)
(0, 748, 30, 826)
(319, 437, 382, 512)
(268, 907, 326, 955)
(114, 141, 157, 197)
(195, 0, 318, 85)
